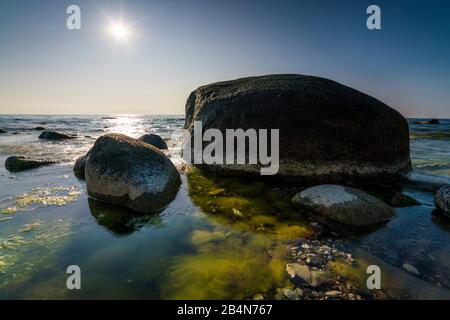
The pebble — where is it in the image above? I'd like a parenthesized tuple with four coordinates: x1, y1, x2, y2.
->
(325, 290, 342, 298)
(403, 263, 420, 275)
(282, 288, 298, 300)
(253, 293, 264, 300)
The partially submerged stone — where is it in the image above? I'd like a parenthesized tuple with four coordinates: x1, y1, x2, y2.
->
(38, 130, 76, 140)
(286, 263, 333, 287)
(5, 156, 58, 172)
(73, 150, 90, 180)
(292, 184, 395, 227)
(138, 133, 168, 149)
(0, 127, 7, 133)
(85, 133, 181, 213)
(414, 119, 440, 125)
(184, 74, 411, 182)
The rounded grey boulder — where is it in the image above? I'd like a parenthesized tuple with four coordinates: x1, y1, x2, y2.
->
(184, 74, 411, 182)
(292, 184, 396, 226)
(435, 186, 450, 216)
(85, 133, 181, 213)
(39, 130, 76, 140)
(73, 151, 90, 180)
(138, 133, 168, 150)
(5, 156, 58, 172)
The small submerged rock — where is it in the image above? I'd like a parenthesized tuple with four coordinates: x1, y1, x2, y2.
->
(138, 133, 168, 150)
(38, 130, 76, 140)
(292, 184, 395, 227)
(435, 186, 450, 216)
(85, 133, 181, 213)
(252, 293, 265, 300)
(286, 263, 333, 287)
(34, 126, 46, 131)
(5, 156, 59, 172)
(414, 119, 440, 125)
(403, 263, 420, 276)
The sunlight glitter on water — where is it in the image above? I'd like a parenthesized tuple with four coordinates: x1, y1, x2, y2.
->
(103, 115, 146, 138)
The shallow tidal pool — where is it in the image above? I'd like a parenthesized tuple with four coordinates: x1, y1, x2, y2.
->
(1, 162, 450, 299)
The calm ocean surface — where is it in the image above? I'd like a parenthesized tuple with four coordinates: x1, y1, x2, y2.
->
(1, 115, 450, 299)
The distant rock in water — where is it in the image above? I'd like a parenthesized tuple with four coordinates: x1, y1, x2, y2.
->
(292, 184, 395, 226)
(414, 119, 440, 125)
(0, 127, 7, 133)
(138, 133, 168, 150)
(5, 156, 58, 172)
(73, 151, 90, 180)
(184, 74, 411, 182)
(85, 133, 181, 213)
(435, 186, 450, 216)
(38, 130, 76, 140)
(34, 126, 46, 131)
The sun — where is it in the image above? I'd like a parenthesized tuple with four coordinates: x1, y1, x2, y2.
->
(110, 23, 130, 40)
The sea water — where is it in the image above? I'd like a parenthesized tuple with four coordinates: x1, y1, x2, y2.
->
(0, 115, 450, 299)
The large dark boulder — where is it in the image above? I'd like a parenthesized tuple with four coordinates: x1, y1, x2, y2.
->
(0, 127, 6, 133)
(138, 133, 168, 149)
(184, 74, 411, 182)
(85, 133, 181, 213)
(5, 156, 58, 172)
(292, 184, 395, 226)
(38, 130, 76, 140)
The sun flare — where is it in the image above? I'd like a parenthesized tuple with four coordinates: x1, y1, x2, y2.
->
(110, 23, 130, 40)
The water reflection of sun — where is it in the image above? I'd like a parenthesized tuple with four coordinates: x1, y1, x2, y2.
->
(104, 115, 145, 138)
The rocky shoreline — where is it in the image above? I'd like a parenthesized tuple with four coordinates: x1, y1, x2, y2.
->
(2, 74, 450, 299)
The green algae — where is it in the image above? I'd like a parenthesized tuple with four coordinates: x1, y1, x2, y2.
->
(0, 185, 82, 215)
(162, 229, 290, 299)
(1, 207, 17, 215)
(186, 167, 312, 239)
(160, 168, 315, 299)
(0, 216, 74, 293)
(327, 259, 369, 290)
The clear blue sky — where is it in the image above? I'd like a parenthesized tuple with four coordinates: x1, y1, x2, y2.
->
(0, 0, 449, 117)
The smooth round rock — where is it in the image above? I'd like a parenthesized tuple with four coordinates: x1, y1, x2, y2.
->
(184, 74, 411, 182)
(5, 156, 58, 172)
(73, 151, 90, 180)
(435, 186, 450, 216)
(138, 133, 168, 149)
(292, 184, 396, 226)
(85, 133, 181, 213)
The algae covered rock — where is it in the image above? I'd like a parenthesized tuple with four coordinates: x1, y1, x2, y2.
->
(292, 184, 395, 226)
(5, 156, 58, 172)
(85, 133, 181, 213)
(184, 74, 411, 182)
